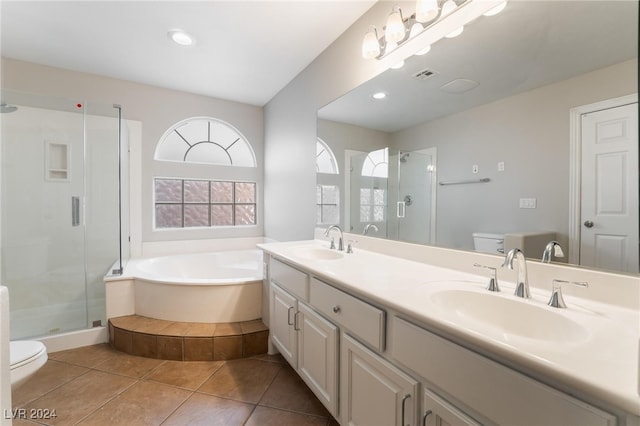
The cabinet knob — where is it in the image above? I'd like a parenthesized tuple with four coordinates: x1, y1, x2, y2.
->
(332, 305, 341, 314)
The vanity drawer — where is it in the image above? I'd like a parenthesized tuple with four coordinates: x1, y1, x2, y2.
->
(310, 278, 385, 351)
(391, 317, 616, 426)
(270, 258, 309, 301)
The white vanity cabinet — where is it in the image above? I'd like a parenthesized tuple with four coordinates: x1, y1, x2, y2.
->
(341, 333, 419, 426)
(422, 388, 481, 426)
(392, 316, 617, 426)
(268, 258, 339, 416)
(297, 301, 339, 415)
(270, 282, 298, 366)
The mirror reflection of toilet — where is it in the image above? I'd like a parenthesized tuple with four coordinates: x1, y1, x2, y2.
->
(10, 340, 47, 390)
(472, 232, 505, 254)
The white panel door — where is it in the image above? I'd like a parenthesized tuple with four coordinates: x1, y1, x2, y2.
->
(270, 283, 298, 368)
(341, 334, 418, 426)
(297, 302, 339, 417)
(581, 102, 638, 273)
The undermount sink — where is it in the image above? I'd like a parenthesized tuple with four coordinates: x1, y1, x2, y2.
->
(431, 289, 589, 343)
(288, 246, 344, 261)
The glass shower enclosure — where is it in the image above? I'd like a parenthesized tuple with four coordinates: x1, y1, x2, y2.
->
(0, 90, 128, 340)
(349, 147, 437, 245)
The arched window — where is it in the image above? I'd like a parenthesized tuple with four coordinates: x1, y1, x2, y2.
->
(153, 117, 258, 229)
(360, 148, 388, 223)
(316, 138, 340, 225)
(316, 138, 339, 174)
(155, 117, 256, 167)
(361, 147, 388, 178)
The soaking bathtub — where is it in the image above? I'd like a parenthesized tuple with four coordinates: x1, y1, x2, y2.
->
(109, 249, 263, 323)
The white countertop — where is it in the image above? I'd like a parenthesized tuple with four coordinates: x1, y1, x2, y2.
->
(258, 240, 640, 416)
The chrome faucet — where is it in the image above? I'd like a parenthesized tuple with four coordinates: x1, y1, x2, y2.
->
(542, 241, 564, 263)
(363, 223, 379, 235)
(324, 225, 344, 251)
(502, 248, 530, 298)
(547, 279, 588, 308)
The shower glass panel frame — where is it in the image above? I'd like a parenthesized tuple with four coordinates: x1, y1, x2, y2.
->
(0, 90, 127, 340)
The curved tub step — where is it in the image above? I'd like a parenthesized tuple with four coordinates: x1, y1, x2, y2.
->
(108, 315, 268, 361)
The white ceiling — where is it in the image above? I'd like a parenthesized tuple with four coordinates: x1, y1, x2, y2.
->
(1, 1, 375, 106)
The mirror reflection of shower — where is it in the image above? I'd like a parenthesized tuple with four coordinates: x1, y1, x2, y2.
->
(349, 147, 437, 245)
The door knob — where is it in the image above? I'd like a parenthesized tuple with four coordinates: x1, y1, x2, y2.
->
(584, 220, 594, 228)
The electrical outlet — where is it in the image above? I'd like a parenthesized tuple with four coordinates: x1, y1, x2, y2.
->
(472, 164, 479, 174)
(498, 161, 505, 172)
(519, 198, 537, 209)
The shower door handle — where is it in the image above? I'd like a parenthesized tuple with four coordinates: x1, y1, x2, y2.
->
(397, 201, 406, 218)
(72, 196, 81, 227)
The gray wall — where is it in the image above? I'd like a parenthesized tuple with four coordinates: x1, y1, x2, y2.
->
(263, 2, 392, 242)
(1, 57, 264, 244)
(391, 59, 637, 251)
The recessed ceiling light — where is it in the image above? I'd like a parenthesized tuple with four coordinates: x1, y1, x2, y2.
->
(372, 92, 387, 100)
(168, 30, 195, 46)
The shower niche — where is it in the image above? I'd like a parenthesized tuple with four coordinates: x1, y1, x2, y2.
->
(45, 141, 70, 181)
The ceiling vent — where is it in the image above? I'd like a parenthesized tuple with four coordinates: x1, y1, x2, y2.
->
(412, 68, 438, 81)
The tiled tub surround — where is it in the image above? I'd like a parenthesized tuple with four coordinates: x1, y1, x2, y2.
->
(260, 238, 640, 424)
(109, 315, 268, 361)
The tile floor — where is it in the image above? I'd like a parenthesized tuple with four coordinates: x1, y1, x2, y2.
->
(11, 344, 339, 426)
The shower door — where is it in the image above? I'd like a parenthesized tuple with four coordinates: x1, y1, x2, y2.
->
(1, 92, 122, 339)
(394, 149, 437, 245)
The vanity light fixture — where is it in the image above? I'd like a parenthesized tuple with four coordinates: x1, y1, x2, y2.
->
(385, 6, 407, 44)
(168, 29, 195, 46)
(361, 0, 508, 63)
(416, 0, 439, 23)
(362, 26, 382, 59)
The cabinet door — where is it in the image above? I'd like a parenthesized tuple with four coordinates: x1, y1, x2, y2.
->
(342, 333, 418, 426)
(270, 283, 298, 368)
(298, 302, 339, 417)
(422, 388, 481, 426)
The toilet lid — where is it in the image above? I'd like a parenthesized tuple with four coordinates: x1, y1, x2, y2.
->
(10, 340, 46, 369)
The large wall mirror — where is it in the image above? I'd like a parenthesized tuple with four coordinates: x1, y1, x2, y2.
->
(317, 0, 638, 274)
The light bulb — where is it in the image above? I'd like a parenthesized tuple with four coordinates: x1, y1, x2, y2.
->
(384, 6, 406, 43)
(445, 26, 464, 38)
(440, 0, 457, 17)
(409, 22, 423, 39)
(484, 0, 507, 16)
(415, 0, 438, 23)
(362, 26, 381, 59)
(372, 92, 387, 100)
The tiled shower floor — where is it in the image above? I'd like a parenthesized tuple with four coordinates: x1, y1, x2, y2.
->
(11, 344, 338, 425)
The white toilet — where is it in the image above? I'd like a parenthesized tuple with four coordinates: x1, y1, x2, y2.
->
(10, 340, 47, 390)
(472, 232, 505, 254)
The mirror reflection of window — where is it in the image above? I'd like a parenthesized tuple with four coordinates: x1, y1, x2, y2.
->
(361, 148, 388, 178)
(316, 138, 339, 174)
(316, 138, 340, 226)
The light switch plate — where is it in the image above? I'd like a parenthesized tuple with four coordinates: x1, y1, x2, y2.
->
(519, 198, 537, 209)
